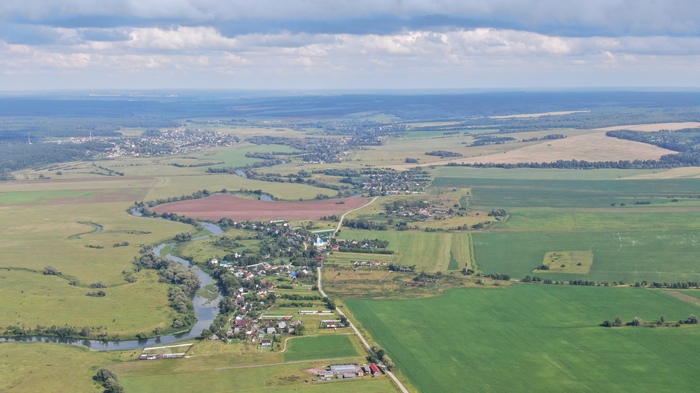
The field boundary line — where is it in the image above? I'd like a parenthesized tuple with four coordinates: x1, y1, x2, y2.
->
(318, 267, 410, 393)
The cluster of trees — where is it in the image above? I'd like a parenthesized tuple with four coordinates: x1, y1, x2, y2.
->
(4, 323, 108, 338)
(135, 252, 201, 317)
(388, 263, 415, 272)
(93, 369, 124, 393)
(601, 314, 698, 328)
(425, 150, 463, 158)
(136, 189, 212, 209)
(43, 265, 61, 275)
(367, 346, 394, 370)
(413, 271, 442, 282)
(338, 247, 394, 254)
(383, 199, 430, 213)
(405, 157, 419, 163)
(607, 128, 700, 153)
(521, 134, 567, 142)
(174, 232, 192, 242)
(112, 241, 129, 247)
(280, 294, 322, 301)
(0, 140, 112, 174)
(212, 236, 244, 250)
(485, 273, 511, 281)
(468, 136, 515, 146)
(488, 208, 507, 217)
(323, 297, 336, 310)
(85, 290, 106, 297)
(171, 161, 223, 168)
(343, 219, 388, 231)
(278, 302, 313, 308)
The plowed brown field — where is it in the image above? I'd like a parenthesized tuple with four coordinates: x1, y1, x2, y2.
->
(153, 194, 369, 220)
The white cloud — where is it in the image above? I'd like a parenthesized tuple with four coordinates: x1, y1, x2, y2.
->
(127, 26, 238, 50)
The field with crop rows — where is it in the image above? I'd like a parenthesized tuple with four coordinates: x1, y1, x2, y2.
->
(348, 285, 700, 393)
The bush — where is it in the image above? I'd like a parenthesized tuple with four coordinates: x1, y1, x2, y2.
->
(43, 265, 61, 275)
(90, 281, 107, 288)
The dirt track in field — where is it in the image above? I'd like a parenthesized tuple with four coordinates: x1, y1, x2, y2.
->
(153, 194, 370, 221)
(664, 291, 700, 305)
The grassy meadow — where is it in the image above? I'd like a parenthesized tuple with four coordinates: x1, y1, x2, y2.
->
(0, 269, 173, 337)
(0, 343, 135, 393)
(118, 362, 395, 393)
(284, 334, 362, 362)
(347, 285, 700, 393)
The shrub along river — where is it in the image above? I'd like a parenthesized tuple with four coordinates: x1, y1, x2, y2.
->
(1, 213, 224, 351)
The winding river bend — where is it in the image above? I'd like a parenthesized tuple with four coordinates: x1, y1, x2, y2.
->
(1, 213, 224, 351)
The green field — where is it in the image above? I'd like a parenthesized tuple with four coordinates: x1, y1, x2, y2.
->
(348, 285, 700, 393)
(433, 166, 660, 180)
(339, 230, 472, 272)
(433, 177, 700, 208)
(473, 230, 700, 283)
(284, 335, 362, 362)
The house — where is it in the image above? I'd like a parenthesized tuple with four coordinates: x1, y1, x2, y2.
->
(277, 321, 287, 330)
(261, 340, 272, 347)
(210, 258, 219, 266)
(266, 327, 276, 334)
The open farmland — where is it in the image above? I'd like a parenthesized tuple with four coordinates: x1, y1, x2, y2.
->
(339, 230, 473, 272)
(284, 334, 362, 362)
(593, 122, 700, 132)
(143, 174, 336, 201)
(474, 229, 700, 283)
(153, 194, 369, 221)
(347, 285, 700, 393)
(433, 177, 700, 208)
(453, 132, 675, 164)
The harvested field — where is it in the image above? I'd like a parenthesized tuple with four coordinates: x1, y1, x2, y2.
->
(447, 133, 675, 165)
(153, 194, 370, 221)
(594, 122, 700, 132)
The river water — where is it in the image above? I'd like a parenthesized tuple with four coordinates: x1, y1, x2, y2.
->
(1, 213, 224, 351)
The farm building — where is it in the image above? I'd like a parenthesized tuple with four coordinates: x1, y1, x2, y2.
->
(330, 364, 357, 374)
(320, 320, 345, 328)
(369, 363, 381, 376)
(298, 310, 334, 315)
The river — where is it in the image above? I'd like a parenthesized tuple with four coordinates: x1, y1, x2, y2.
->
(1, 213, 224, 351)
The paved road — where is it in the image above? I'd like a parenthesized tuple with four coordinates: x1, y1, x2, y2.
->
(317, 267, 410, 393)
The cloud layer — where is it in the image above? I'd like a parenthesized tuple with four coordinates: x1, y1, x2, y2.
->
(0, 0, 698, 89)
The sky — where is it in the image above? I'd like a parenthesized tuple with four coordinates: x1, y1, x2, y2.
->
(0, 0, 699, 90)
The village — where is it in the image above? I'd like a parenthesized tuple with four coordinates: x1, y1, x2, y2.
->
(52, 127, 238, 158)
